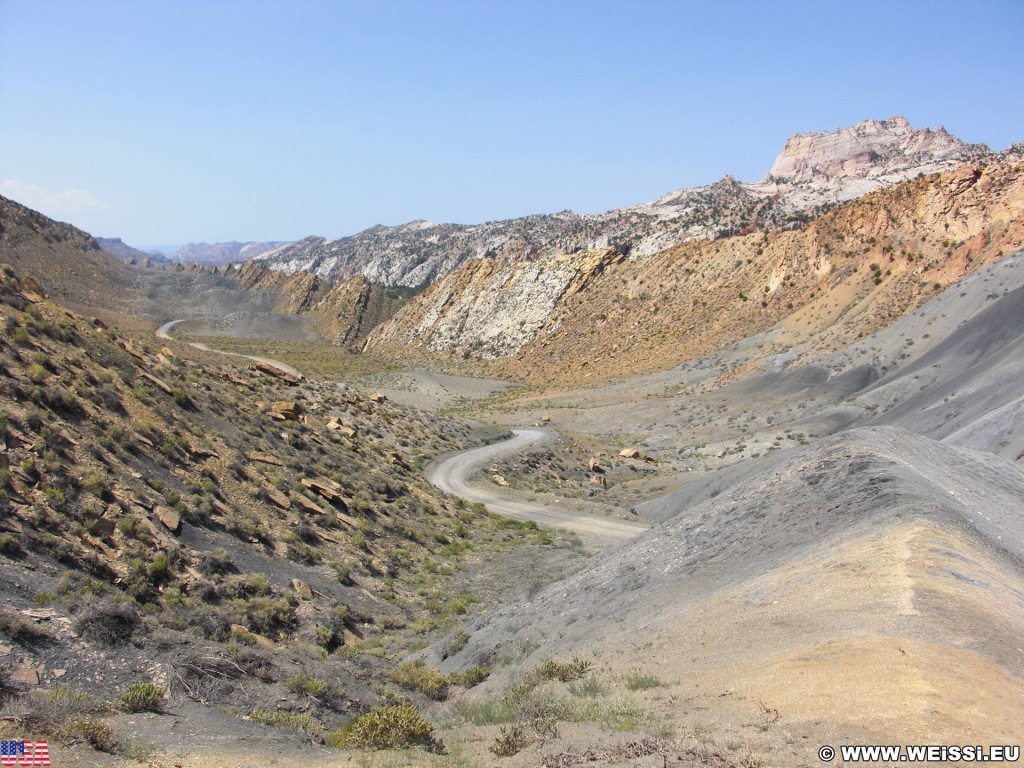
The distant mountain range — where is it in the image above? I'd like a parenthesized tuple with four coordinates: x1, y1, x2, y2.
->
(97, 238, 291, 267)
(255, 116, 994, 288)
(168, 240, 291, 265)
(96, 237, 171, 265)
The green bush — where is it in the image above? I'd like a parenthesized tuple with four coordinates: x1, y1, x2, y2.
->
(441, 629, 469, 659)
(287, 673, 328, 697)
(118, 683, 164, 712)
(0, 608, 49, 644)
(538, 656, 592, 682)
(624, 672, 665, 691)
(387, 660, 448, 700)
(250, 709, 325, 741)
(448, 666, 490, 688)
(328, 703, 440, 751)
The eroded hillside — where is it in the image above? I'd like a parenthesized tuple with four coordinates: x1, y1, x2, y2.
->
(0, 265, 581, 763)
(368, 151, 1024, 385)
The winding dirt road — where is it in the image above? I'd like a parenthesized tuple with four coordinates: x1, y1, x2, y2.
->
(160, 319, 640, 546)
(426, 429, 646, 547)
(156, 319, 302, 377)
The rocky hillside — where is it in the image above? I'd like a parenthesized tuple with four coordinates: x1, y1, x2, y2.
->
(0, 195, 134, 310)
(368, 149, 1024, 384)
(229, 261, 410, 347)
(0, 258, 579, 761)
(256, 117, 992, 288)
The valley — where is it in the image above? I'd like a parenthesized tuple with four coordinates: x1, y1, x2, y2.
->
(1, 116, 1022, 767)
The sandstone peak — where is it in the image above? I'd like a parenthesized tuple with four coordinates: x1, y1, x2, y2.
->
(757, 116, 991, 209)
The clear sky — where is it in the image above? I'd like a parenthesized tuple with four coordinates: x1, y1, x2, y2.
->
(1, 0, 1022, 248)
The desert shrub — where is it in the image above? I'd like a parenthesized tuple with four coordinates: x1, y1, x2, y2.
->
(0, 532, 22, 556)
(624, 672, 665, 691)
(489, 724, 526, 757)
(0, 608, 49, 644)
(287, 672, 327, 697)
(312, 607, 348, 652)
(82, 470, 111, 499)
(197, 547, 234, 576)
(92, 384, 124, 414)
(448, 666, 490, 688)
(538, 656, 592, 682)
(567, 675, 607, 698)
(226, 594, 297, 636)
(74, 600, 141, 646)
(26, 362, 49, 383)
(285, 539, 322, 565)
(69, 718, 121, 753)
(118, 682, 165, 712)
(183, 604, 232, 641)
(250, 709, 325, 741)
(387, 660, 448, 700)
(287, 673, 346, 710)
(224, 643, 276, 682)
(4, 686, 116, 751)
(328, 703, 441, 752)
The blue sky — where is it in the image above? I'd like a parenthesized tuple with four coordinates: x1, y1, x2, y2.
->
(1, 0, 1022, 248)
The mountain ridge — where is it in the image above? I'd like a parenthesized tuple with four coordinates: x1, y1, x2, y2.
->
(255, 116, 994, 288)
(366, 149, 1024, 384)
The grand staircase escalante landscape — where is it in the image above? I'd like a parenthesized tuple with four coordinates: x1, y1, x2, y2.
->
(1, 116, 1023, 767)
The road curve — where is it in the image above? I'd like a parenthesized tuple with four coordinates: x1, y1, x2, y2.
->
(156, 319, 303, 377)
(426, 429, 645, 546)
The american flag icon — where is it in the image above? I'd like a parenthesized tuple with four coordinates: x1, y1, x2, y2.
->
(0, 740, 50, 767)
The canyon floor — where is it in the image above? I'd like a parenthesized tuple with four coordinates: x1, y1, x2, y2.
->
(133, 251, 1024, 767)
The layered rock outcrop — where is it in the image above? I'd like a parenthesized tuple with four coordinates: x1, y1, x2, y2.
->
(257, 117, 994, 288)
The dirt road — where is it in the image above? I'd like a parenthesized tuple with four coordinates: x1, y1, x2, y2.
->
(156, 319, 303, 377)
(426, 429, 646, 547)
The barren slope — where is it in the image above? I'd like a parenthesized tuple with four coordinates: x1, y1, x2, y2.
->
(440, 427, 1024, 752)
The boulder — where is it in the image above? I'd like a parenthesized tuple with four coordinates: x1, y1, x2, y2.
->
(590, 474, 606, 487)
(90, 517, 117, 540)
(295, 494, 326, 515)
(153, 505, 181, 534)
(262, 485, 291, 510)
(588, 458, 603, 472)
(248, 451, 284, 467)
(301, 477, 349, 509)
(140, 372, 174, 395)
(618, 448, 641, 459)
(369, 392, 387, 403)
(267, 401, 302, 421)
